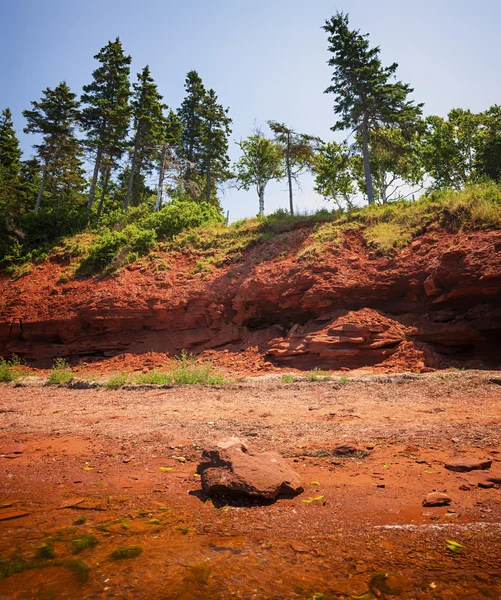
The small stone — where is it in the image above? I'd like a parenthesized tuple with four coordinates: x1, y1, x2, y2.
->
(422, 492, 452, 507)
(0, 510, 29, 521)
(444, 458, 492, 472)
(377, 484, 385, 488)
(1, 444, 26, 455)
(459, 484, 472, 491)
(478, 481, 495, 489)
(291, 541, 311, 553)
(58, 497, 85, 509)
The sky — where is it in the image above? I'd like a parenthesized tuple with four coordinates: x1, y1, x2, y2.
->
(1, 0, 500, 220)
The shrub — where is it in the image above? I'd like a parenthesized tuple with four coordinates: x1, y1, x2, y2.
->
(47, 358, 73, 385)
(105, 373, 128, 389)
(0, 359, 16, 382)
(144, 199, 224, 239)
(364, 222, 412, 254)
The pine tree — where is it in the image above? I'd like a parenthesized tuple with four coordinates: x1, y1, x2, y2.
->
(268, 122, 319, 215)
(199, 88, 232, 205)
(177, 70, 206, 192)
(235, 131, 283, 215)
(323, 12, 423, 204)
(124, 65, 166, 210)
(155, 109, 183, 212)
(23, 81, 83, 214)
(80, 38, 132, 210)
(0, 108, 22, 218)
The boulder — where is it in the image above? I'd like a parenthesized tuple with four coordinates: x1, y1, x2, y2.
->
(197, 437, 303, 499)
(444, 458, 492, 472)
(334, 444, 358, 456)
(422, 492, 452, 507)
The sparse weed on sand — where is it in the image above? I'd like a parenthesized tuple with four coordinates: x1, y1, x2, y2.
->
(47, 358, 73, 385)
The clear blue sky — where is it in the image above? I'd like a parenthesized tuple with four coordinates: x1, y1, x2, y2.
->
(1, 0, 500, 219)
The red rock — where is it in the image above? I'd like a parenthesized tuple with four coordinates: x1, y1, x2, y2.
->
(197, 437, 303, 499)
(1, 444, 25, 455)
(334, 444, 358, 456)
(58, 497, 85, 509)
(0, 510, 29, 521)
(422, 492, 452, 507)
(444, 458, 492, 472)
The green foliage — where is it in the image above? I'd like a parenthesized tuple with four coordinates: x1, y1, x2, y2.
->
(144, 199, 223, 239)
(281, 374, 295, 383)
(364, 222, 412, 254)
(47, 358, 73, 385)
(78, 224, 156, 274)
(235, 132, 283, 215)
(0, 358, 17, 382)
(135, 352, 226, 385)
(313, 141, 357, 209)
(105, 373, 128, 389)
(306, 369, 332, 382)
(110, 545, 142, 560)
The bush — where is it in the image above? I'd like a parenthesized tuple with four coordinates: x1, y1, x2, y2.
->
(105, 373, 128, 389)
(78, 224, 156, 275)
(144, 199, 224, 239)
(364, 222, 412, 254)
(0, 359, 16, 382)
(47, 358, 73, 385)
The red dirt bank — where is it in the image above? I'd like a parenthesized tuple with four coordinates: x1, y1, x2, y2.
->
(1, 228, 500, 371)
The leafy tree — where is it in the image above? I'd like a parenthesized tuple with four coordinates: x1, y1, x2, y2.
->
(23, 81, 83, 214)
(313, 141, 356, 210)
(476, 105, 501, 183)
(235, 131, 283, 215)
(80, 38, 132, 210)
(323, 11, 423, 204)
(0, 108, 22, 218)
(124, 65, 167, 210)
(421, 109, 482, 189)
(358, 127, 424, 202)
(199, 88, 232, 206)
(268, 121, 319, 215)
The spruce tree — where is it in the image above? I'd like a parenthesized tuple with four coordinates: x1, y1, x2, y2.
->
(199, 88, 232, 205)
(0, 108, 22, 218)
(80, 38, 132, 210)
(155, 109, 183, 212)
(124, 65, 166, 209)
(177, 71, 206, 196)
(23, 81, 83, 214)
(323, 12, 423, 204)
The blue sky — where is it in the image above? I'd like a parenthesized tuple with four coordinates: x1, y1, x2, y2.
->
(1, 0, 500, 219)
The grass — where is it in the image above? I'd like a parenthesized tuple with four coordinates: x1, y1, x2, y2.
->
(281, 374, 295, 384)
(0, 556, 90, 584)
(47, 358, 73, 385)
(0, 358, 17, 383)
(135, 351, 226, 386)
(36, 541, 56, 560)
(105, 373, 128, 389)
(306, 369, 332, 382)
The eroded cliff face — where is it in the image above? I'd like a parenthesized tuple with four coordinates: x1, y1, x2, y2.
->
(1, 228, 500, 370)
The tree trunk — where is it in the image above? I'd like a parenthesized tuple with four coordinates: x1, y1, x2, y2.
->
(286, 133, 294, 215)
(361, 116, 375, 205)
(155, 146, 167, 213)
(34, 163, 48, 215)
(96, 167, 111, 221)
(124, 135, 140, 210)
(87, 146, 102, 210)
(258, 183, 264, 215)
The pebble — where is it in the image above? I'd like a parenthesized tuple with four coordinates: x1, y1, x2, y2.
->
(422, 492, 452, 507)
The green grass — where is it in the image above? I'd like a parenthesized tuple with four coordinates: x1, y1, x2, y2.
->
(47, 358, 73, 385)
(0, 359, 17, 383)
(105, 373, 128, 389)
(306, 369, 332, 382)
(135, 351, 226, 386)
(36, 541, 56, 560)
(281, 374, 295, 383)
(0, 556, 90, 584)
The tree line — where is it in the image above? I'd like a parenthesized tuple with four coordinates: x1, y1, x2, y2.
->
(1, 12, 500, 236)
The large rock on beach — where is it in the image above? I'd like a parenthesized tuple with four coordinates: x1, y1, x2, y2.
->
(197, 437, 303, 499)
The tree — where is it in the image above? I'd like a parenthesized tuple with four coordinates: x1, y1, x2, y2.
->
(421, 109, 482, 189)
(155, 109, 183, 212)
(235, 131, 283, 215)
(268, 121, 319, 215)
(124, 65, 166, 210)
(23, 81, 83, 214)
(313, 141, 357, 210)
(177, 70, 206, 195)
(475, 105, 501, 183)
(80, 38, 132, 211)
(323, 12, 423, 204)
(199, 88, 232, 206)
(0, 108, 22, 217)
(357, 126, 424, 203)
